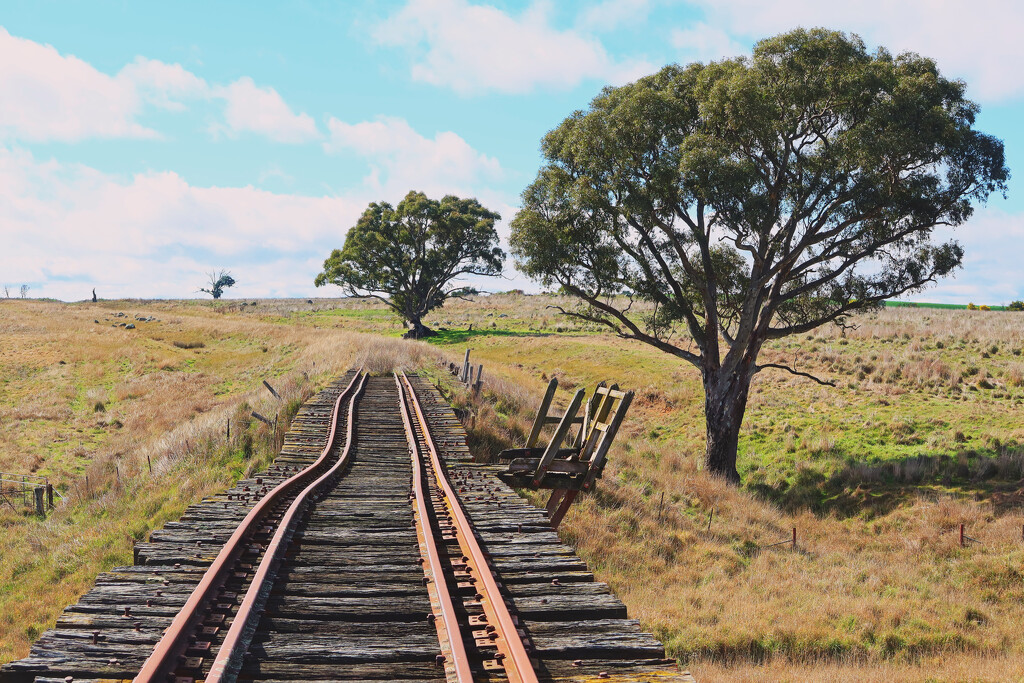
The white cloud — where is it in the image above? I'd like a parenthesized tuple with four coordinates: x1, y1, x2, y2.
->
(324, 115, 503, 195)
(578, 0, 652, 32)
(0, 144, 534, 300)
(670, 21, 746, 62)
(119, 56, 210, 111)
(687, 0, 1024, 101)
(0, 27, 319, 144)
(924, 209, 1024, 304)
(214, 77, 320, 143)
(375, 0, 652, 94)
(0, 146, 363, 300)
(0, 27, 155, 142)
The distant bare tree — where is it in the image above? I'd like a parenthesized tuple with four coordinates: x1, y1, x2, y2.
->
(92, 288, 97, 302)
(19, 284, 29, 299)
(199, 270, 236, 299)
(3, 285, 9, 298)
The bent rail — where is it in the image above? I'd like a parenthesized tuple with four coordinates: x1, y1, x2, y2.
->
(133, 370, 365, 683)
(398, 371, 539, 683)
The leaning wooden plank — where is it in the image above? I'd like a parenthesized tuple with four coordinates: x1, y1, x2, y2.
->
(533, 387, 586, 487)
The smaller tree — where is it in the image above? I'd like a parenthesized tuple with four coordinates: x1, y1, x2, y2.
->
(19, 284, 29, 299)
(315, 191, 504, 338)
(200, 270, 236, 299)
(1009, 301, 1024, 311)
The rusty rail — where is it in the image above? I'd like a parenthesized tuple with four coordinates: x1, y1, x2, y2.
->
(133, 370, 365, 683)
(396, 373, 475, 682)
(398, 371, 539, 683)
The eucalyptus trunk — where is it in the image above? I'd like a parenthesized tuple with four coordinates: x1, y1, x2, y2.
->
(404, 315, 435, 339)
(702, 365, 753, 484)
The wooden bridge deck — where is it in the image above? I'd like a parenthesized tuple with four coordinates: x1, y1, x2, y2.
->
(1, 372, 692, 683)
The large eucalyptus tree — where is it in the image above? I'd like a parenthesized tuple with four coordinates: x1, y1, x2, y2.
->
(510, 28, 1008, 483)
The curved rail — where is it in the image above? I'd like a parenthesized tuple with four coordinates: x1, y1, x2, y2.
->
(397, 372, 539, 683)
(396, 374, 475, 682)
(134, 370, 365, 683)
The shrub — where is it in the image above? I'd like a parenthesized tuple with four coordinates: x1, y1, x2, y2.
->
(1009, 300, 1024, 311)
(980, 304, 991, 311)
(967, 302, 978, 310)
(173, 340, 205, 349)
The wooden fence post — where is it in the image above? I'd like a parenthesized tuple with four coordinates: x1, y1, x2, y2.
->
(34, 486, 45, 517)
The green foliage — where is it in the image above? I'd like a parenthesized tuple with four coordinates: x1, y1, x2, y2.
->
(512, 28, 1006, 345)
(315, 191, 504, 337)
(1009, 301, 1024, 311)
(510, 27, 1008, 481)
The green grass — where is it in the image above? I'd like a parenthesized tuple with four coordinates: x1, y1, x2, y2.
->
(887, 301, 1016, 311)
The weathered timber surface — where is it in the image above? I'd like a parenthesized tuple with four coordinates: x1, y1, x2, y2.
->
(3, 372, 693, 683)
(405, 374, 688, 682)
(241, 376, 444, 682)
(0, 374, 356, 683)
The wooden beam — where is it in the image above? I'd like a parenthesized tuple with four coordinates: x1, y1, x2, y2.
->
(525, 378, 558, 449)
(583, 391, 634, 491)
(532, 388, 585, 488)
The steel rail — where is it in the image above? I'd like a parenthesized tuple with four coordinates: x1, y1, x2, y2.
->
(205, 370, 369, 682)
(395, 373, 476, 682)
(398, 372, 539, 683)
(134, 370, 365, 683)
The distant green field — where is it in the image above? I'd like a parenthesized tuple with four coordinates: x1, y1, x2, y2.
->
(887, 301, 1012, 311)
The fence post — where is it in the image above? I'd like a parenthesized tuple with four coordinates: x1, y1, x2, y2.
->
(462, 349, 471, 382)
(46, 483, 53, 509)
(960, 524, 965, 547)
(227, 417, 231, 442)
(792, 527, 797, 549)
(34, 486, 45, 517)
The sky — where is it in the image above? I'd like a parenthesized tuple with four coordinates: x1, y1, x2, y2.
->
(0, 0, 1021, 303)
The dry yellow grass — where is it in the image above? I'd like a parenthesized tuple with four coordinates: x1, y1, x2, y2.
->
(422, 300, 1024, 681)
(0, 298, 453, 662)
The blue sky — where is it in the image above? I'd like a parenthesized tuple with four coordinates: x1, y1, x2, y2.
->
(0, 0, 1021, 303)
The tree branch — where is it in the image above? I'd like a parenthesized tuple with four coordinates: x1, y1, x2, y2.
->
(755, 362, 835, 386)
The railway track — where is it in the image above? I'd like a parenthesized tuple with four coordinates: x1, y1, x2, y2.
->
(2, 371, 690, 683)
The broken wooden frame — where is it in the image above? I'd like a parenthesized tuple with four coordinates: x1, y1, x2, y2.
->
(497, 378, 634, 528)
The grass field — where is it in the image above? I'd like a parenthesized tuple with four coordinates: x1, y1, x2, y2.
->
(0, 298, 442, 661)
(3, 295, 1024, 680)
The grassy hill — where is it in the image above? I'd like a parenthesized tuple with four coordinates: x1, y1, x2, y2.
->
(3, 295, 1024, 680)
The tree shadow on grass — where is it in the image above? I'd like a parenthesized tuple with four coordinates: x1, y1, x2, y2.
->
(747, 449, 1024, 518)
(426, 328, 552, 345)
